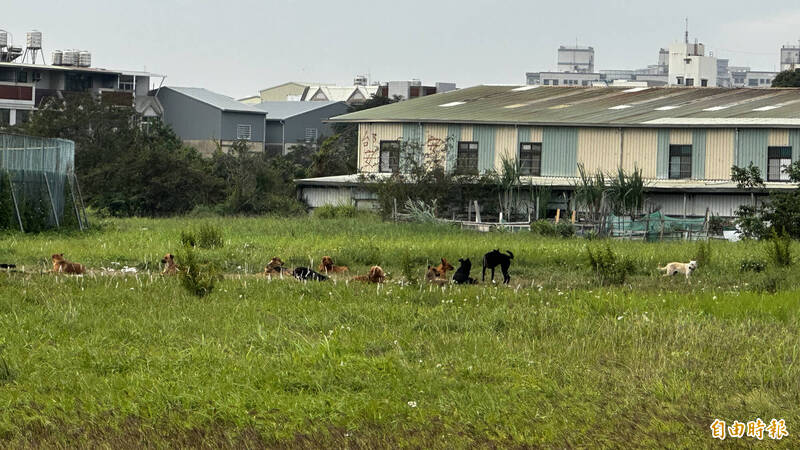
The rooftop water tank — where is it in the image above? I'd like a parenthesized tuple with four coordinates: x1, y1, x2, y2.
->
(78, 51, 91, 67)
(62, 49, 79, 66)
(26, 31, 42, 49)
(52, 50, 63, 66)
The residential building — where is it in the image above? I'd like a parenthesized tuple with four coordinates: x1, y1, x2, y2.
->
(668, 41, 717, 87)
(156, 87, 266, 155)
(302, 85, 379, 105)
(299, 85, 800, 216)
(557, 46, 595, 73)
(252, 101, 348, 155)
(730, 70, 778, 88)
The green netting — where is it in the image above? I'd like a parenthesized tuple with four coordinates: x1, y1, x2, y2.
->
(0, 133, 77, 230)
(605, 211, 706, 240)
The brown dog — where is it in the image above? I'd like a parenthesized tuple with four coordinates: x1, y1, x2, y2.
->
(433, 258, 455, 279)
(264, 257, 291, 276)
(161, 253, 178, 275)
(425, 266, 449, 286)
(319, 256, 349, 274)
(51, 253, 85, 274)
(352, 266, 386, 283)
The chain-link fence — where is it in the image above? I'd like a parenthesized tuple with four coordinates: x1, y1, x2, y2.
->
(1, 133, 87, 232)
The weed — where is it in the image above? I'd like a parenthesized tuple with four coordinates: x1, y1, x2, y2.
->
(315, 204, 358, 219)
(740, 258, 766, 273)
(586, 244, 635, 285)
(197, 224, 224, 249)
(694, 240, 712, 267)
(178, 246, 221, 297)
(768, 230, 792, 267)
(180, 230, 197, 247)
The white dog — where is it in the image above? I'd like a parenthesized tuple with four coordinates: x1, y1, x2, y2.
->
(658, 260, 698, 281)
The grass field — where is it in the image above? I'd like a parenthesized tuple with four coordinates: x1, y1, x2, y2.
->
(1, 215, 799, 448)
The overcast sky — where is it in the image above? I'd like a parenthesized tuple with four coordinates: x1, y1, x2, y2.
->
(5, 0, 800, 98)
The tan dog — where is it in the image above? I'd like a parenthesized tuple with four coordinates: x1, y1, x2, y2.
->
(161, 253, 178, 275)
(425, 266, 449, 286)
(433, 258, 455, 279)
(51, 253, 85, 274)
(353, 266, 386, 283)
(319, 256, 349, 274)
(658, 260, 698, 281)
(264, 257, 291, 276)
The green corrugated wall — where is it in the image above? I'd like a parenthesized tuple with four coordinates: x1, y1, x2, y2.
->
(736, 129, 768, 179)
(541, 127, 577, 176)
(790, 129, 800, 164)
(402, 123, 423, 166)
(473, 125, 496, 174)
(691, 129, 706, 180)
(446, 124, 461, 173)
(656, 129, 670, 179)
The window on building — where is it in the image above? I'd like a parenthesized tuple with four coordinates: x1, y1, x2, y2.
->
(543, 79, 550, 85)
(456, 141, 479, 174)
(669, 145, 692, 179)
(676, 76, 684, 85)
(768, 146, 792, 181)
(552, 80, 559, 86)
(686, 78, 694, 87)
(748, 79, 759, 86)
(32, 72, 41, 82)
(15, 110, 31, 124)
(304, 127, 318, 143)
(701, 79, 708, 87)
(16, 71, 28, 83)
(119, 75, 135, 91)
(519, 142, 542, 176)
(236, 124, 252, 140)
(581, 80, 589, 86)
(379, 140, 400, 173)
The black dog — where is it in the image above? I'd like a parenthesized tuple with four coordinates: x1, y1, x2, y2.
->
(0, 263, 16, 269)
(452, 258, 478, 284)
(293, 267, 328, 281)
(482, 249, 514, 284)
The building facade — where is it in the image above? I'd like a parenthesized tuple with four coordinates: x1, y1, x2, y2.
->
(156, 87, 266, 155)
(253, 101, 348, 155)
(557, 46, 595, 73)
(305, 85, 800, 216)
(668, 42, 717, 87)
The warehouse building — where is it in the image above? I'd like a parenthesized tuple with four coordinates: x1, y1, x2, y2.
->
(298, 85, 800, 217)
(253, 100, 348, 155)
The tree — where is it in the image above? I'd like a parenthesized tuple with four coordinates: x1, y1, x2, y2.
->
(731, 162, 765, 206)
(772, 69, 800, 87)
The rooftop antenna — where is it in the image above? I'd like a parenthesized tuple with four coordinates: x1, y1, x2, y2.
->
(684, 17, 689, 44)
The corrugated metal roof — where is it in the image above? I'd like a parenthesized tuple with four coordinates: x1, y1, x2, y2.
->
(252, 101, 345, 120)
(163, 87, 265, 114)
(330, 85, 800, 128)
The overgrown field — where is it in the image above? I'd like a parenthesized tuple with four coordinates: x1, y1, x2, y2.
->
(1, 215, 799, 447)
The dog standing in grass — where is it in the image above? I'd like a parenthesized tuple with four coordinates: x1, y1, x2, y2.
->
(482, 249, 513, 284)
(51, 254, 85, 275)
(658, 260, 697, 282)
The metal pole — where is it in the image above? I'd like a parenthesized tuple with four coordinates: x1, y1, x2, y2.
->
(42, 172, 59, 228)
(68, 174, 83, 231)
(7, 171, 24, 232)
(72, 173, 89, 228)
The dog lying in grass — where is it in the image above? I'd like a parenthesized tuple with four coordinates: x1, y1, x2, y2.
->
(0, 263, 16, 270)
(264, 257, 291, 276)
(425, 266, 449, 286)
(319, 256, 348, 274)
(161, 253, 178, 275)
(353, 266, 385, 283)
(453, 258, 478, 285)
(51, 253, 85, 275)
(658, 260, 697, 281)
(433, 258, 455, 279)
(293, 267, 328, 281)
(482, 249, 513, 284)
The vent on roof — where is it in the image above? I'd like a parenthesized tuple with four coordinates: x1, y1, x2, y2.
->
(703, 106, 730, 112)
(622, 87, 649, 93)
(504, 103, 527, 109)
(654, 105, 679, 111)
(609, 105, 632, 110)
(752, 105, 781, 111)
(439, 101, 466, 107)
(510, 86, 539, 92)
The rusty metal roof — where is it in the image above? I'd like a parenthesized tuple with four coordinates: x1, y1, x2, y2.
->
(330, 85, 800, 128)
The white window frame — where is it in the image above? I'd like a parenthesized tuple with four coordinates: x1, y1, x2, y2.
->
(304, 127, 318, 143)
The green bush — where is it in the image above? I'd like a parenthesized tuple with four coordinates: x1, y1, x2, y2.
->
(197, 224, 224, 249)
(178, 246, 221, 298)
(530, 220, 574, 238)
(314, 204, 357, 219)
(767, 231, 792, 267)
(0, 339, 15, 384)
(739, 258, 766, 273)
(180, 230, 197, 247)
(694, 240, 712, 267)
(586, 244, 635, 285)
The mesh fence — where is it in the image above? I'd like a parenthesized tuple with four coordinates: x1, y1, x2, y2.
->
(0, 133, 79, 230)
